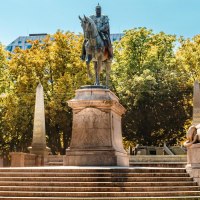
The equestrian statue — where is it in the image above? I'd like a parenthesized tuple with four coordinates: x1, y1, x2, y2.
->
(79, 4, 113, 86)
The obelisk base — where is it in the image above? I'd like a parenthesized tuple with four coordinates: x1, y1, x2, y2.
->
(28, 145, 50, 165)
(63, 86, 129, 166)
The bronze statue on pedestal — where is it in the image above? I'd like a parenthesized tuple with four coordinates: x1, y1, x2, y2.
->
(79, 4, 113, 86)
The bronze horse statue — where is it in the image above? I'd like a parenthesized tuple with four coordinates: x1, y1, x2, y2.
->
(79, 15, 112, 86)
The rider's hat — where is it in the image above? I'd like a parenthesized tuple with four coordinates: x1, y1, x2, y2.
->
(96, 3, 101, 10)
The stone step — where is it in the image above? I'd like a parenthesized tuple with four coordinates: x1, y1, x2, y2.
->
(0, 186, 199, 192)
(0, 181, 196, 187)
(47, 162, 63, 166)
(0, 167, 196, 199)
(0, 168, 187, 173)
(130, 162, 186, 168)
(0, 197, 200, 200)
(47, 155, 63, 162)
(0, 176, 193, 182)
(129, 155, 187, 162)
(46, 155, 188, 166)
(169, 147, 186, 155)
(0, 191, 200, 197)
(0, 172, 190, 177)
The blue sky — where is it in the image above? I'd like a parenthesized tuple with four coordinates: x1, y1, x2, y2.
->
(0, 0, 200, 45)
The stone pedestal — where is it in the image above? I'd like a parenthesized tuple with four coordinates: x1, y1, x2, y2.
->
(193, 81, 200, 125)
(187, 143, 200, 168)
(64, 86, 129, 166)
(186, 144, 200, 185)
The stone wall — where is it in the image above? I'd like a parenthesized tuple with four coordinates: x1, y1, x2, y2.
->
(10, 152, 43, 167)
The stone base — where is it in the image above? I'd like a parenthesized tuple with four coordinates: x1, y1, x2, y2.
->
(28, 145, 50, 155)
(65, 87, 129, 167)
(28, 145, 50, 165)
(64, 149, 129, 166)
(187, 143, 200, 165)
(186, 143, 200, 186)
(10, 152, 43, 167)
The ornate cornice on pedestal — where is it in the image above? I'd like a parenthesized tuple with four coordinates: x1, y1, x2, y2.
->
(68, 88, 126, 116)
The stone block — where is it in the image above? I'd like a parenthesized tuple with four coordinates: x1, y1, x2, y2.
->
(0, 158, 3, 167)
(10, 152, 25, 167)
(64, 150, 129, 166)
(187, 143, 200, 166)
(10, 152, 43, 167)
(137, 149, 147, 155)
(186, 143, 200, 186)
(156, 147, 164, 155)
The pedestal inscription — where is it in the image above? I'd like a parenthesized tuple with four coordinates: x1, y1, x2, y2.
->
(71, 108, 111, 148)
(64, 87, 129, 166)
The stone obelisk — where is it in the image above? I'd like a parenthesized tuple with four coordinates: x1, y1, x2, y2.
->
(28, 83, 50, 163)
(192, 80, 200, 125)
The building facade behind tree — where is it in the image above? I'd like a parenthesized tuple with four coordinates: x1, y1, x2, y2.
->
(6, 33, 123, 52)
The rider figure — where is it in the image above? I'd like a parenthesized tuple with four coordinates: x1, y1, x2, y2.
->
(81, 4, 113, 61)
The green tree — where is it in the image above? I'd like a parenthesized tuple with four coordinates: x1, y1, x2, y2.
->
(1, 28, 197, 157)
(0, 43, 10, 158)
(176, 35, 200, 84)
(111, 28, 192, 146)
(1, 31, 88, 156)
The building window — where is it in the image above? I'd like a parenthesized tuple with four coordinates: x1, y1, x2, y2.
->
(26, 45, 32, 49)
(6, 46, 13, 51)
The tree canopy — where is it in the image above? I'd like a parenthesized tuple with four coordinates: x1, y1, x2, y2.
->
(0, 28, 199, 157)
(112, 28, 192, 146)
(0, 31, 90, 156)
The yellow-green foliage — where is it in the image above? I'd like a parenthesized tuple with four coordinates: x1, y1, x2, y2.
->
(0, 31, 89, 155)
(1, 29, 200, 155)
(112, 28, 193, 146)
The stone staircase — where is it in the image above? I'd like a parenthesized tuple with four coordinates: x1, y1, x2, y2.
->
(46, 155, 188, 168)
(130, 155, 187, 168)
(47, 155, 63, 166)
(170, 146, 186, 155)
(0, 167, 199, 199)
